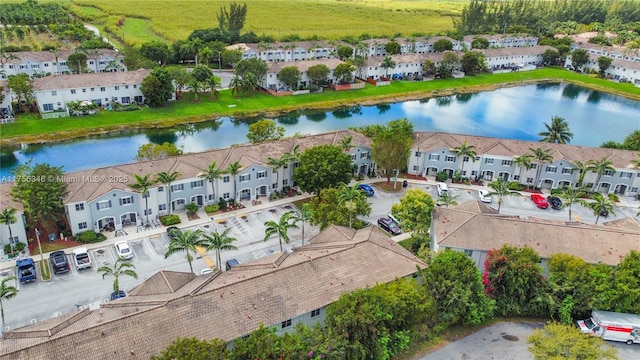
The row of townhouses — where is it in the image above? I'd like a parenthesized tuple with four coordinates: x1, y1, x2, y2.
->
(1, 130, 639, 246)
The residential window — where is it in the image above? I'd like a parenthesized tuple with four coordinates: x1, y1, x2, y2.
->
(97, 200, 111, 210)
(100, 87, 106, 91)
(619, 172, 632, 179)
(293, 162, 300, 168)
(223, 176, 230, 183)
(78, 222, 88, 230)
(428, 154, 439, 160)
(351, 154, 356, 161)
(603, 170, 614, 176)
(191, 180, 204, 188)
(630, 187, 638, 193)
(445, 155, 456, 162)
(501, 160, 512, 166)
(415, 151, 421, 157)
(144, 209, 153, 215)
(159, 204, 167, 211)
(121, 97, 131, 104)
(43, 103, 54, 111)
(530, 163, 537, 169)
(463, 156, 470, 162)
(272, 183, 277, 189)
(257, 171, 267, 179)
(125, 85, 129, 89)
(283, 179, 289, 186)
(82, 88, 86, 93)
(158, 186, 164, 192)
(311, 309, 321, 317)
(514, 175, 520, 181)
(471, 171, 477, 176)
(281, 319, 292, 329)
(545, 166, 557, 173)
(115, 86, 120, 90)
(51, 91, 57, 96)
(59, 61, 66, 66)
(75, 203, 84, 211)
(120, 196, 133, 205)
(526, 177, 533, 183)
(70, 89, 76, 94)
(562, 168, 573, 174)
(413, 165, 419, 171)
(360, 152, 369, 159)
(484, 158, 494, 164)
(223, 192, 230, 199)
(90, 88, 94, 91)
(240, 174, 251, 182)
(171, 184, 184, 192)
(464, 249, 473, 257)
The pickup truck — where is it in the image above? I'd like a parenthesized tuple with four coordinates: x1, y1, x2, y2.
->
(16, 258, 36, 283)
(73, 247, 92, 270)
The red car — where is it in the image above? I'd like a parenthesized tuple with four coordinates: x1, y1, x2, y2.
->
(530, 194, 549, 209)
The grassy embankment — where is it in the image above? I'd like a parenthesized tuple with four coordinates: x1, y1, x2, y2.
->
(1, 67, 639, 146)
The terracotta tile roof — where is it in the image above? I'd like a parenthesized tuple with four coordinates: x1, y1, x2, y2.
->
(266, 58, 345, 73)
(478, 45, 555, 57)
(366, 52, 444, 67)
(0, 225, 426, 359)
(433, 205, 640, 266)
(32, 69, 150, 91)
(7, 49, 121, 64)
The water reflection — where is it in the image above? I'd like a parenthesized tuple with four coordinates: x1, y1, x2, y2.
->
(277, 114, 300, 125)
(332, 108, 352, 119)
(561, 84, 583, 100)
(306, 112, 327, 122)
(587, 90, 602, 104)
(376, 104, 391, 114)
(435, 96, 453, 107)
(536, 83, 561, 91)
(146, 129, 179, 144)
(455, 93, 476, 103)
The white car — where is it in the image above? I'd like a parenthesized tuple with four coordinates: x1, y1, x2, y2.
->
(114, 241, 133, 260)
(436, 182, 449, 197)
(200, 268, 213, 275)
(478, 189, 492, 203)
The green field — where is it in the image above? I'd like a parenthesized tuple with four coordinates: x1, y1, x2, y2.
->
(2, 67, 639, 146)
(32, 0, 467, 46)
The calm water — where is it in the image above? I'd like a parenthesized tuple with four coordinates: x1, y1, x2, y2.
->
(1, 83, 639, 179)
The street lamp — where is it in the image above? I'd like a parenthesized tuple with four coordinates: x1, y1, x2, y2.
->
(35, 228, 44, 263)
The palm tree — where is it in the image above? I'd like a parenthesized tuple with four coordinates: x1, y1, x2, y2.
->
(451, 140, 477, 178)
(381, 56, 396, 79)
(588, 194, 615, 225)
(156, 171, 180, 215)
(226, 161, 242, 201)
(487, 178, 520, 212)
(130, 174, 157, 226)
(528, 147, 553, 189)
(190, 78, 203, 102)
(340, 135, 354, 152)
(200, 161, 224, 204)
(198, 46, 213, 65)
(587, 157, 615, 192)
(291, 203, 313, 246)
(0, 276, 17, 329)
(513, 154, 533, 184)
(229, 75, 245, 97)
(337, 182, 366, 228)
(283, 144, 301, 183)
(437, 192, 459, 207)
(623, 129, 640, 150)
(570, 160, 590, 187)
(242, 72, 259, 95)
(203, 227, 237, 270)
(164, 229, 210, 273)
(97, 258, 138, 296)
(206, 76, 219, 99)
(0, 207, 17, 252)
(539, 116, 573, 144)
(267, 156, 286, 192)
(264, 210, 299, 252)
(559, 186, 588, 221)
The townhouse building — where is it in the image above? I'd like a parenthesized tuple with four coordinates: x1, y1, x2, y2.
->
(480, 45, 553, 70)
(462, 34, 539, 49)
(0, 225, 425, 359)
(0, 49, 126, 79)
(0, 80, 14, 123)
(360, 36, 464, 57)
(230, 41, 340, 62)
(362, 53, 444, 81)
(577, 55, 640, 85)
(31, 69, 153, 117)
(409, 132, 640, 197)
(0, 187, 28, 255)
(264, 58, 349, 90)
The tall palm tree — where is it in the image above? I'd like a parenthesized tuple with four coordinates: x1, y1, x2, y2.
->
(559, 186, 588, 221)
(437, 192, 459, 207)
(0, 276, 17, 330)
(588, 194, 615, 225)
(587, 157, 615, 192)
(190, 78, 204, 102)
(267, 156, 286, 192)
(337, 182, 366, 228)
(283, 144, 301, 184)
(291, 203, 313, 246)
(165, 229, 210, 273)
(97, 258, 138, 295)
(513, 154, 533, 184)
(229, 75, 245, 97)
(156, 171, 180, 215)
(570, 160, 590, 187)
(226, 161, 242, 200)
(623, 129, 640, 150)
(264, 210, 299, 252)
(451, 140, 477, 178)
(203, 227, 238, 270)
(130, 174, 157, 226)
(206, 76, 219, 99)
(539, 116, 574, 144)
(0, 207, 17, 252)
(381, 56, 396, 79)
(528, 147, 553, 189)
(198, 46, 213, 65)
(487, 178, 520, 212)
(340, 135, 354, 152)
(200, 161, 224, 203)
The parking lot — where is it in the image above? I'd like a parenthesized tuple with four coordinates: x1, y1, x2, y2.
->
(2, 180, 638, 332)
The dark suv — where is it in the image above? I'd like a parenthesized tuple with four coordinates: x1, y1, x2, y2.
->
(49, 251, 70, 274)
(547, 196, 563, 210)
(377, 217, 402, 236)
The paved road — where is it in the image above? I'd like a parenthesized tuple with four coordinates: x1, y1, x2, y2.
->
(418, 322, 640, 360)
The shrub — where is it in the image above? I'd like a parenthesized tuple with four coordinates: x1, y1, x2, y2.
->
(608, 193, 619, 202)
(74, 230, 107, 243)
(4, 242, 26, 255)
(205, 204, 220, 213)
(508, 183, 526, 191)
(185, 202, 200, 215)
(550, 188, 563, 195)
(218, 197, 228, 210)
(160, 214, 181, 226)
(435, 171, 449, 182)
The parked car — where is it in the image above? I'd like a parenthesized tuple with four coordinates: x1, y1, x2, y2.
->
(530, 194, 549, 209)
(16, 258, 36, 283)
(436, 182, 449, 197)
(49, 251, 70, 274)
(167, 226, 179, 239)
(387, 213, 401, 227)
(200, 268, 213, 275)
(356, 184, 375, 196)
(225, 258, 240, 271)
(115, 241, 133, 260)
(547, 196, 563, 210)
(599, 208, 609, 217)
(110, 290, 126, 300)
(478, 189, 492, 203)
(72, 247, 92, 270)
(377, 217, 402, 236)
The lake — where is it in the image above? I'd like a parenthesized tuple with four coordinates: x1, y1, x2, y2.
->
(1, 83, 638, 179)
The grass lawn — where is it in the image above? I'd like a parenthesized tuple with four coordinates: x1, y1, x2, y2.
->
(2, 67, 639, 146)
(31, 241, 77, 255)
(38, 260, 51, 281)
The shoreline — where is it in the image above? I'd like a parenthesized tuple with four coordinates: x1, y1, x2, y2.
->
(1, 77, 639, 148)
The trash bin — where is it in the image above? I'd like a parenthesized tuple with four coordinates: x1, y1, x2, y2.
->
(402, 180, 408, 188)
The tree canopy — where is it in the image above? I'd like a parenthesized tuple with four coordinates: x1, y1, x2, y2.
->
(371, 118, 413, 182)
(277, 66, 301, 89)
(136, 142, 183, 161)
(294, 145, 353, 195)
(141, 67, 175, 108)
(528, 323, 618, 360)
(246, 119, 285, 143)
(307, 187, 371, 230)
